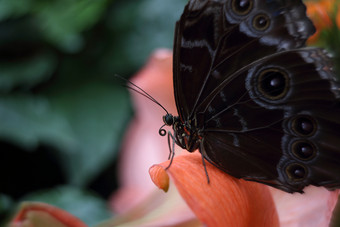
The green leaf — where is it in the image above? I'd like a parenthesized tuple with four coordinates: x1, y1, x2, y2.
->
(0, 193, 13, 214)
(48, 81, 132, 186)
(20, 186, 112, 226)
(0, 94, 77, 151)
(34, 0, 111, 53)
(0, 193, 13, 226)
(0, 51, 57, 92)
(0, 0, 33, 20)
(103, 0, 187, 74)
(0, 0, 111, 53)
(0, 80, 131, 186)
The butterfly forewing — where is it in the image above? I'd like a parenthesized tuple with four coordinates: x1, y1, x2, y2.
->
(173, 0, 315, 120)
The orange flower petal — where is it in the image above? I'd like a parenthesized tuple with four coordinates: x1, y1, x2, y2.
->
(150, 152, 279, 227)
(337, 4, 340, 29)
(10, 202, 87, 227)
(306, 2, 332, 28)
(149, 164, 170, 192)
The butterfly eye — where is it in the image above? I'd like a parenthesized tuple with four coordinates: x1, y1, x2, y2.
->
(292, 115, 317, 137)
(257, 68, 289, 100)
(285, 163, 307, 181)
(253, 14, 270, 31)
(163, 113, 174, 126)
(292, 141, 316, 160)
(231, 0, 253, 15)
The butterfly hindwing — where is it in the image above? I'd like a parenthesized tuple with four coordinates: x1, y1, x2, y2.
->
(200, 48, 340, 192)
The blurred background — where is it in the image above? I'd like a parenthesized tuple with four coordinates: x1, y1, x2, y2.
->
(0, 0, 187, 225)
(0, 0, 339, 226)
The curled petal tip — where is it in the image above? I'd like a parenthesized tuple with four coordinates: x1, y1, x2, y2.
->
(149, 165, 170, 192)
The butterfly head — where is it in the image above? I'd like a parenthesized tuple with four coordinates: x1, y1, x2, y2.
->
(162, 113, 175, 126)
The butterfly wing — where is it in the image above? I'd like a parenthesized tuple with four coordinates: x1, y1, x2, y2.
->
(201, 48, 340, 192)
(173, 0, 315, 121)
(173, 0, 340, 192)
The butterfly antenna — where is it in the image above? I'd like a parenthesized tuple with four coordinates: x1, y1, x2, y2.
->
(115, 74, 169, 114)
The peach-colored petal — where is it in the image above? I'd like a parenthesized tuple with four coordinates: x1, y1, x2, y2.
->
(271, 187, 340, 227)
(150, 152, 279, 227)
(9, 202, 87, 227)
(149, 164, 170, 192)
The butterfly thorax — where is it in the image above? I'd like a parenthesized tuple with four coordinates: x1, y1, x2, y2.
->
(163, 113, 201, 152)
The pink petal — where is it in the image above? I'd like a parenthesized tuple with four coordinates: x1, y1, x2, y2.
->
(270, 187, 339, 227)
(110, 49, 185, 214)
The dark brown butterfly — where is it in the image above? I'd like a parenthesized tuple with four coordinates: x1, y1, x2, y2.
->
(160, 0, 340, 193)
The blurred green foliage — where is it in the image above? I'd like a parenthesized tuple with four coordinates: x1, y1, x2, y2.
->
(0, 0, 187, 225)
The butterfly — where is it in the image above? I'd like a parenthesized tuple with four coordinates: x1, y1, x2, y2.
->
(158, 0, 340, 193)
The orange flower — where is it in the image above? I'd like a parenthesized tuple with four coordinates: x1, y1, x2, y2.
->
(150, 152, 279, 226)
(110, 49, 340, 226)
(306, 0, 340, 43)
(306, 0, 332, 43)
(337, 3, 340, 28)
(9, 202, 87, 227)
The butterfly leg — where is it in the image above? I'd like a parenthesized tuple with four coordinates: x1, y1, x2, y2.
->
(165, 131, 176, 170)
(199, 140, 210, 184)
